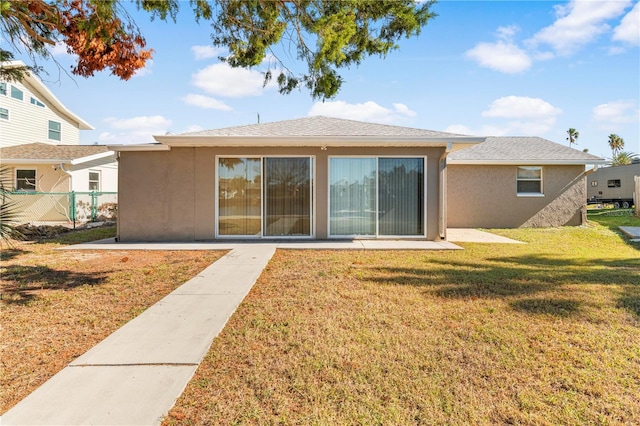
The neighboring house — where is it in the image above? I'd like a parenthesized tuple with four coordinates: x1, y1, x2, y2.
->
(0, 62, 118, 224)
(109, 116, 604, 242)
(1, 143, 118, 223)
(0, 61, 93, 148)
(447, 137, 606, 228)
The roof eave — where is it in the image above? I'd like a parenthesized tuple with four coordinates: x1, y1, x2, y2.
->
(70, 151, 115, 165)
(448, 159, 608, 165)
(152, 135, 486, 147)
(108, 144, 171, 152)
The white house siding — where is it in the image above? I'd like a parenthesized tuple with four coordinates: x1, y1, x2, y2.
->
(70, 162, 119, 192)
(0, 80, 81, 148)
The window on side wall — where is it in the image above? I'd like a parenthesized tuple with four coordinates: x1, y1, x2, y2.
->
(0, 82, 6, 96)
(516, 166, 543, 196)
(89, 171, 101, 191)
(16, 169, 37, 191)
(607, 179, 621, 188)
(10, 85, 23, 100)
(30, 97, 45, 107)
(48, 120, 61, 141)
(0, 107, 8, 120)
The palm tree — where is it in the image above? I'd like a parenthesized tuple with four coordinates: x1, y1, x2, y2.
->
(566, 128, 579, 148)
(0, 166, 20, 242)
(607, 134, 624, 157)
(610, 151, 638, 166)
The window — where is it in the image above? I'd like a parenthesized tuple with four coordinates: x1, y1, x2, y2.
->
(88, 171, 101, 191)
(329, 157, 425, 237)
(607, 179, 621, 188)
(16, 169, 36, 191)
(0, 108, 8, 120)
(0, 82, 6, 96)
(30, 97, 45, 107)
(48, 120, 61, 141)
(217, 156, 313, 238)
(517, 166, 543, 195)
(591, 181, 598, 187)
(10, 85, 23, 100)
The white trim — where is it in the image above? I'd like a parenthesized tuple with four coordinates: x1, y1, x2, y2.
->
(516, 166, 544, 196)
(108, 144, 171, 152)
(448, 159, 607, 165)
(70, 151, 115, 165)
(88, 169, 101, 191)
(155, 134, 484, 148)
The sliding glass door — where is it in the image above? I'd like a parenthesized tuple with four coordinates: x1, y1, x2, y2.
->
(218, 158, 262, 236)
(218, 156, 313, 238)
(264, 157, 312, 237)
(329, 157, 425, 238)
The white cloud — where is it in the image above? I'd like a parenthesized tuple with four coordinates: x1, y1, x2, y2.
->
(592, 100, 640, 126)
(482, 96, 562, 119)
(181, 93, 232, 111)
(307, 101, 417, 124)
(99, 115, 172, 144)
(496, 25, 520, 40)
(527, 0, 632, 55)
(465, 41, 532, 73)
(49, 41, 69, 57)
(191, 45, 226, 60)
(191, 63, 270, 97)
(183, 124, 205, 134)
(613, 2, 640, 45)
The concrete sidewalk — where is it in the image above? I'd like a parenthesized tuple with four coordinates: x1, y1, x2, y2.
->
(2, 245, 276, 426)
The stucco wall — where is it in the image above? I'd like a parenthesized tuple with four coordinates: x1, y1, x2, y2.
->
(118, 146, 444, 241)
(447, 164, 587, 228)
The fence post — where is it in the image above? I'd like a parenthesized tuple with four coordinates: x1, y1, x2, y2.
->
(69, 191, 76, 229)
(635, 175, 639, 217)
(91, 191, 98, 222)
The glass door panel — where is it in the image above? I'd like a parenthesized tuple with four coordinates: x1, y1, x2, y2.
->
(329, 158, 376, 236)
(378, 158, 424, 236)
(218, 158, 262, 236)
(264, 157, 312, 237)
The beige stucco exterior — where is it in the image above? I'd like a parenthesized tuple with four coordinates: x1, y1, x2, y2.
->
(117, 146, 445, 241)
(447, 164, 587, 228)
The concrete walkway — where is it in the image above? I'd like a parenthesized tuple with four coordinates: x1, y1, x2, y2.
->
(1, 245, 276, 426)
(619, 226, 640, 242)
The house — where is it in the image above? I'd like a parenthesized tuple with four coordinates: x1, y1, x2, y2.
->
(1, 61, 118, 223)
(447, 137, 606, 228)
(109, 116, 605, 242)
(0, 61, 93, 148)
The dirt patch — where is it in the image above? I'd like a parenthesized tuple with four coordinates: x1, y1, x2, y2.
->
(0, 240, 226, 414)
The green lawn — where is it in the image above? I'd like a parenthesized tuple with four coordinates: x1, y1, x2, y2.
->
(165, 215, 640, 425)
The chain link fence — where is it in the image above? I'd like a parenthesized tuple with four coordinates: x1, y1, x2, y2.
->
(8, 191, 117, 226)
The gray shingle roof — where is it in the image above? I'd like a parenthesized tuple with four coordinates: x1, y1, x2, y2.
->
(449, 137, 604, 163)
(1, 143, 111, 161)
(181, 116, 470, 138)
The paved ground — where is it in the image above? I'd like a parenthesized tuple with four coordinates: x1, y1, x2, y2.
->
(1, 246, 276, 425)
(619, 226, 640, 242)
(2, 228, 522, 425)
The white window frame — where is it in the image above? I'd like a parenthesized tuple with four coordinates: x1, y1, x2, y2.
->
(30, 96, 45, 107)
(0, 107, 8, 120)
(88, 170, 101, 191)
(215, 155, 316, 239)
(0, 82, 6, 96)
(15, 168, 37, 191)
(10, 85, 23, 101)
(327, 155, 428, 239)
(516, 166, 544, 197)
(48, 120, 61, 141)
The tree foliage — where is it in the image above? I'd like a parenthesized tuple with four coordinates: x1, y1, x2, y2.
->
(609, 151, 638, 166)
(0, 0, 435, 99)
(566, 128, 579, 148)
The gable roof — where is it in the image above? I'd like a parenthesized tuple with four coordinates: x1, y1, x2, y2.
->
(145, 116, 484, 150)
(1, 61, 93, 130)
(1, 142, 114, 165)
(448, 136, 605, 165)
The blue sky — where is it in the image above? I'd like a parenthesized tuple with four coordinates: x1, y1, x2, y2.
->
(19, 0, 640, 159)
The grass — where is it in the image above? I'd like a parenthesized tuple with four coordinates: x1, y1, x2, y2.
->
(0, 226, 227, 413)
(165, 215, 640, 425)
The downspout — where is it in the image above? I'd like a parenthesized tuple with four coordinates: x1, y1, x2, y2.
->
(58, 163, 75, 228)
(438, 142, 453, 240)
